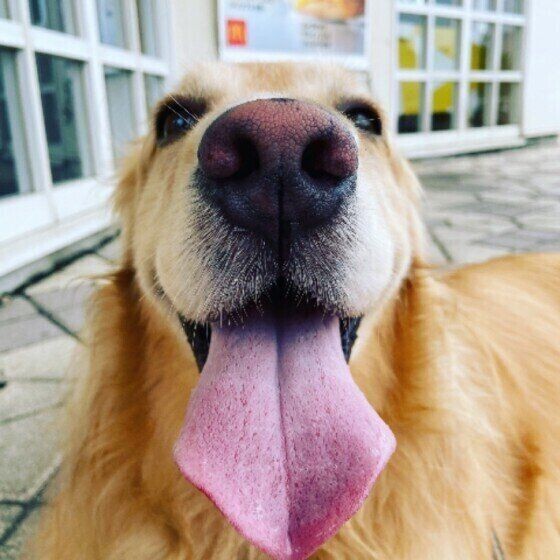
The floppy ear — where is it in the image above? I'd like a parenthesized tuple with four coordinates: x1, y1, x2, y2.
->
(388, 144, 427, 265)
(112, 136, 155, 267)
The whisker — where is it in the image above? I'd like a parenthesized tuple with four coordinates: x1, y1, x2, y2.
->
(168, 93, 200, 123)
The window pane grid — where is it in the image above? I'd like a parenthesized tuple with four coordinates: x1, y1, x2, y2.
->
(0, 0, 169, 239)
(397, 0, 524, 134)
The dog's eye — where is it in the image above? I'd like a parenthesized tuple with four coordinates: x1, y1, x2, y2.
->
(156, 97, 206, 146)
(339, 101, 383, 136)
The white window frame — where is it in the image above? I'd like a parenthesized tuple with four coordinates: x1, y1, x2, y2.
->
(393, 0, 526, 157)
(0, 0, 171, 278)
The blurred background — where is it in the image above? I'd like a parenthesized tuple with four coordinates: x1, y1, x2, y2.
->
(0, 1, 559, 557)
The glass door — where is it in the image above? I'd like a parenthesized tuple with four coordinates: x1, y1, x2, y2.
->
(395, 0, 525, 154)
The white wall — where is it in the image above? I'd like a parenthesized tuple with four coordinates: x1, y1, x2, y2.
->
(523, 0, 560, 137)
(169, 0, 218, 81)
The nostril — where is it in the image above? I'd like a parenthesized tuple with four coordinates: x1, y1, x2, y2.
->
(230, 137, 259, 181)
(302, 139, 339, 183)
(199, 135, 260, 181)
(301, 135, 358, 184)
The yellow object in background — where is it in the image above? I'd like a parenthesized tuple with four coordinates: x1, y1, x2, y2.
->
(294, 0, 365, 20)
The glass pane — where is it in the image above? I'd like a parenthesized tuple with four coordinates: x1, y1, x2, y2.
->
(29, 0, 76, 34)
(398, 14, 427, 70)
(435, 0, 462, 5)
(468, 82, 492, 127)
(36, 54, 91, 183)
(501, 25, 522, 70)
(473, 0, 496, 10)
(498, 82, 520, 125)
(471, 21, 494, 70)
(435, 18, 460, 71)
(97, 0, 126, 48)
(503, 0, 523, 14)
(137, 0, 159, 56)
(432, 82, 457, 131)
(0, 0, 9, 18)
(398, 81, 424, 134)
(144, 74, 164, 114)
(104, 66, 136, 158)
(0, 49, 31, 199)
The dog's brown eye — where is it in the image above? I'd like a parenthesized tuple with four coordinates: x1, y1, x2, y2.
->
(339, 101, 383, 136)
(156, 97, 206, 146)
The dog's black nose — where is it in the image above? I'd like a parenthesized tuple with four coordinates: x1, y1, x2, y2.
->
(197, 98, 358, 244)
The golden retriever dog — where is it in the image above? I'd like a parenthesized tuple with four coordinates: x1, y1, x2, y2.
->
(29, 63, 560, 560)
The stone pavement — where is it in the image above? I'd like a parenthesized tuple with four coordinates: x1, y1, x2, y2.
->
(0, 141, 559, 558)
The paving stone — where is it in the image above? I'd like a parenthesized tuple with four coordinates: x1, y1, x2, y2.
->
(29, 283, 94, 334)
(0, 507, 41, 560)
(427, 236, 449, 266)
(25, 255, 112, 296)
(0, 382, 65, 424)
(0, 506, 23, 541)
(0, 298, 37, 324)
(0, 336, 77, 382)
(97, 237, 122, 263)
(448, 200, 549, 218)
(433, 212, 514, 234)
(0, 315, 64, 353)
(446, 242, 510, 265)
(478, 229, 560, 252)
(0, 409, 61, 502)
(516, 214, 560, 232)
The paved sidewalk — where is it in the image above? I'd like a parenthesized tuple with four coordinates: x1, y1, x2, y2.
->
(0, 142, 559, 558)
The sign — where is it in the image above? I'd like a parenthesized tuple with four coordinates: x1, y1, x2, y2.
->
(218, 0, 370, 69)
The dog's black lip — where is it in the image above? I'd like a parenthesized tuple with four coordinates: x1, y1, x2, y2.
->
(179, 313, 361, 373)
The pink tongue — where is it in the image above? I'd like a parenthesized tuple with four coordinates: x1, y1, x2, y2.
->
(174, 309, 395, 560)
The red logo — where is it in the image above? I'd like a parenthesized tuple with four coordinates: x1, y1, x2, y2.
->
(227, 19, 247, 46)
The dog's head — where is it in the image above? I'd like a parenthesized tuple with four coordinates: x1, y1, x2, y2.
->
(116, 63, 424, 560)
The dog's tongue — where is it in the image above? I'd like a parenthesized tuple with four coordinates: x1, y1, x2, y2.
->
(174, 307, 395, 560)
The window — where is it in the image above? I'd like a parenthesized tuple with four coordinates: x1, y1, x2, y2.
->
(396, 2, 525, 135)
(29, 0, 77, 34)
(473, 0, 496, 11)
(144, 73, 164, 114)
(471, 21, 494, 71)
(432, 82, 457, 130)
(0, 0, 169, 256)
(36, 54, 91, 183)
(503, 0, 523, 14)
(104, 66, 136, 158)
(498, 82, 520, 125)
(435, 18, 460, 71)
(0, 49, 31, 198)
(137, 0, 159, 56)
(97, 0, 127, 48)
(501, 25, 522, 70)
(0, 0, 9, 18)
(399, 14, 427, 70)
(398, 82, 424, 134)
(468, 82, 492, 127)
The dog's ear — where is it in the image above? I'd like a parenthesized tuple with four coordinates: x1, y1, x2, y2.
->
(112, 136, 155, 266)
(388, 144, 427, 264)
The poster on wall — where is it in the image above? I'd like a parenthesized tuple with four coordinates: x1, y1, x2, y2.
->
(218, 0, 370, 69)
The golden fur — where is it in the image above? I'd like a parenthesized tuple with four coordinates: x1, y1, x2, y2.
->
(29, 63, 560, 559)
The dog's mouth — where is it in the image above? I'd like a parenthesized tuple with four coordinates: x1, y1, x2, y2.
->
(179, 284, 362, 372)
(170, 284, 396, 560)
